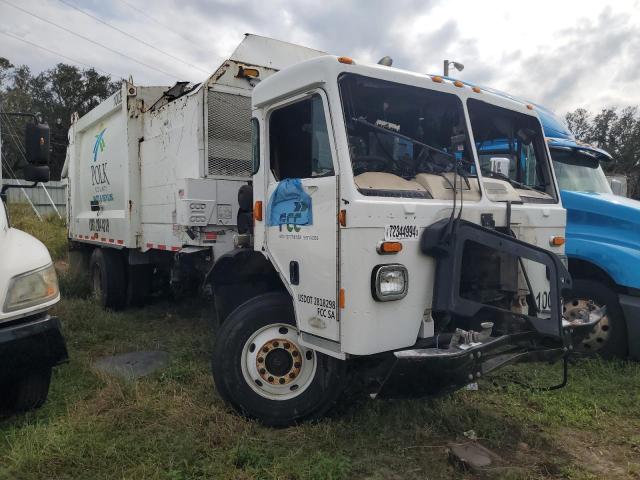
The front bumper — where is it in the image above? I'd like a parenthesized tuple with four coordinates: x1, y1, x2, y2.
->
(619, 293, 640, 360)
(0, 314, 68, 380)
(376, 333, 565, 397)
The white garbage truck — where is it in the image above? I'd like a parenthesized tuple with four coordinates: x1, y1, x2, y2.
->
(65, 35, 599, 425)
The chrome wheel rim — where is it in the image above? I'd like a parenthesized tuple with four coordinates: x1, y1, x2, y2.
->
(241, 323, 316, 400)
(564, 298, 610, 352)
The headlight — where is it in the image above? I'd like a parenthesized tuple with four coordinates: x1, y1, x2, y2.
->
(4, 263, 59, 313)
(372, 264, 408, 301)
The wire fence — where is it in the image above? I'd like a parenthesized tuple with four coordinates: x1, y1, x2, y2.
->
(3, 179, 67, 217)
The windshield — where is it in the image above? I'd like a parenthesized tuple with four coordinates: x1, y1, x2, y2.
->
(338, 73, 475, 199)
(551, 150, 612, 194)
(467, 99, 557, 201)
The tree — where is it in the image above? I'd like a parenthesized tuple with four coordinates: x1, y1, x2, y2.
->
(1, 59, 118, 180)
(565, 107, 640, 199)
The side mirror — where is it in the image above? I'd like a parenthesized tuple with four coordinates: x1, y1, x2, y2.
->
(25, 123, 50, 165)
(490, 157, 510, 176)
(23, 164, 50, 183)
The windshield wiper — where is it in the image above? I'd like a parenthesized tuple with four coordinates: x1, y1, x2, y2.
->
(351, 117, 455, 160)
(482, 170, 543, 193)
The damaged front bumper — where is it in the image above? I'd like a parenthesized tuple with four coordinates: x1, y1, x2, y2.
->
(373, 219, 603, 398)
(376, 319, 600, 398)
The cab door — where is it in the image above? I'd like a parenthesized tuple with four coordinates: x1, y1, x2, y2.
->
(264, 91, 340, 341)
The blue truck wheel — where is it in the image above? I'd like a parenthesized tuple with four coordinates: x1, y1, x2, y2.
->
(564, 279, 628, 358)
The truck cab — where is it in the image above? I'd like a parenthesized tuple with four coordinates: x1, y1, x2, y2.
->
(538, 107, 640, 359)
(0, 123, 68, 411)
(209, 55, 589, 425)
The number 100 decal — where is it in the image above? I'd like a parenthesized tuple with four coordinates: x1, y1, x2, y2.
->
(536, 290, 551, 311)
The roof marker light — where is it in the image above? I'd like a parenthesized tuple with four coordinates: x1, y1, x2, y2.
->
(526, 104, 534, 110)
(338, 56, 354, 65)
(453, 80, 464, 88)
(431, 76, 444, 83)
(237, 66, 259, 79)
(472, 86, 481, 93)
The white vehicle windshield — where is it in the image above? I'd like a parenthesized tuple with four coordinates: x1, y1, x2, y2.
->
(551, 150, 612, 194)
(339, 73, 475, 198)
(467, 99, 557, 201)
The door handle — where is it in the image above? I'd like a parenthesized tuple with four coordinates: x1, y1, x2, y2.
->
(289, 261, 300, 285)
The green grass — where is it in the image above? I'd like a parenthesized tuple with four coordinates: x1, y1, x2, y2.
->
(6, 203, 67, 261)
(1, 206, 639, 479)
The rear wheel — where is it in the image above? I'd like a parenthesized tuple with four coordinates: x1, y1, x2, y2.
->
(211, 292, 346, 426)
(564, 279, 627, 358)
(3, 368, 52, 411)
(90, 248, 127, 310)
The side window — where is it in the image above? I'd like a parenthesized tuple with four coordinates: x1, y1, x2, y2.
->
(251, 118, 260, 175)
(269, 94, 334, 180)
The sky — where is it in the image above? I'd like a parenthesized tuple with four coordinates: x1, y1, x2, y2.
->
(1, 0, 639, 115)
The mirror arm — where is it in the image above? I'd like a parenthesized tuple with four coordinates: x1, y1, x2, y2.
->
(1, 182, 38, 197)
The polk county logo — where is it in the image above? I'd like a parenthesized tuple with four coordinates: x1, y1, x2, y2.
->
(91, 128, 109, 186)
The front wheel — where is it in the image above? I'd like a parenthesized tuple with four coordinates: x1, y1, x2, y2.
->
(211, 292, 346, 427)
(564, 279, 628, 358)
(2, 367, 52, 411)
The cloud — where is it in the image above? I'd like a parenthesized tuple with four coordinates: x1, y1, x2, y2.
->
(1, 0, 639, 114)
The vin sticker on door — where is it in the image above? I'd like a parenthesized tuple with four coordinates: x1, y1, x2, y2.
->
(384, 224, 419, 241)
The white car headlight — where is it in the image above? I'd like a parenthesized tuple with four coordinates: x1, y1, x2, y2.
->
(372, 264, 408, 301)
(4, 263, 59, 313)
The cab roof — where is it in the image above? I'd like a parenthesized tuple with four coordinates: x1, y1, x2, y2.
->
(253, 55, 540, 120)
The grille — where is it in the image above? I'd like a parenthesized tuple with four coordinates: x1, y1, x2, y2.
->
(207, 90, 251, 177)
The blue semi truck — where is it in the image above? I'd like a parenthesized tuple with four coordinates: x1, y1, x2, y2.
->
(538, 106, 640, 359)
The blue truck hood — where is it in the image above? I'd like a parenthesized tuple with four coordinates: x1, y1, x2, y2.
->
(561, 190, 640, 288)
(561, 190, 640, 227)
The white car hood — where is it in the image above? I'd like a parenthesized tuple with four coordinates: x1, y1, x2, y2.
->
(0, 226, 58, 321)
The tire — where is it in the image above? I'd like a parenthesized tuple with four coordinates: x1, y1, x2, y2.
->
(90, 248, 127, 310)
(564, 278, 628, 358)
(3, 368, 52, 411)
(127, 264, 153, 307)
(211, 292, 347, 426)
